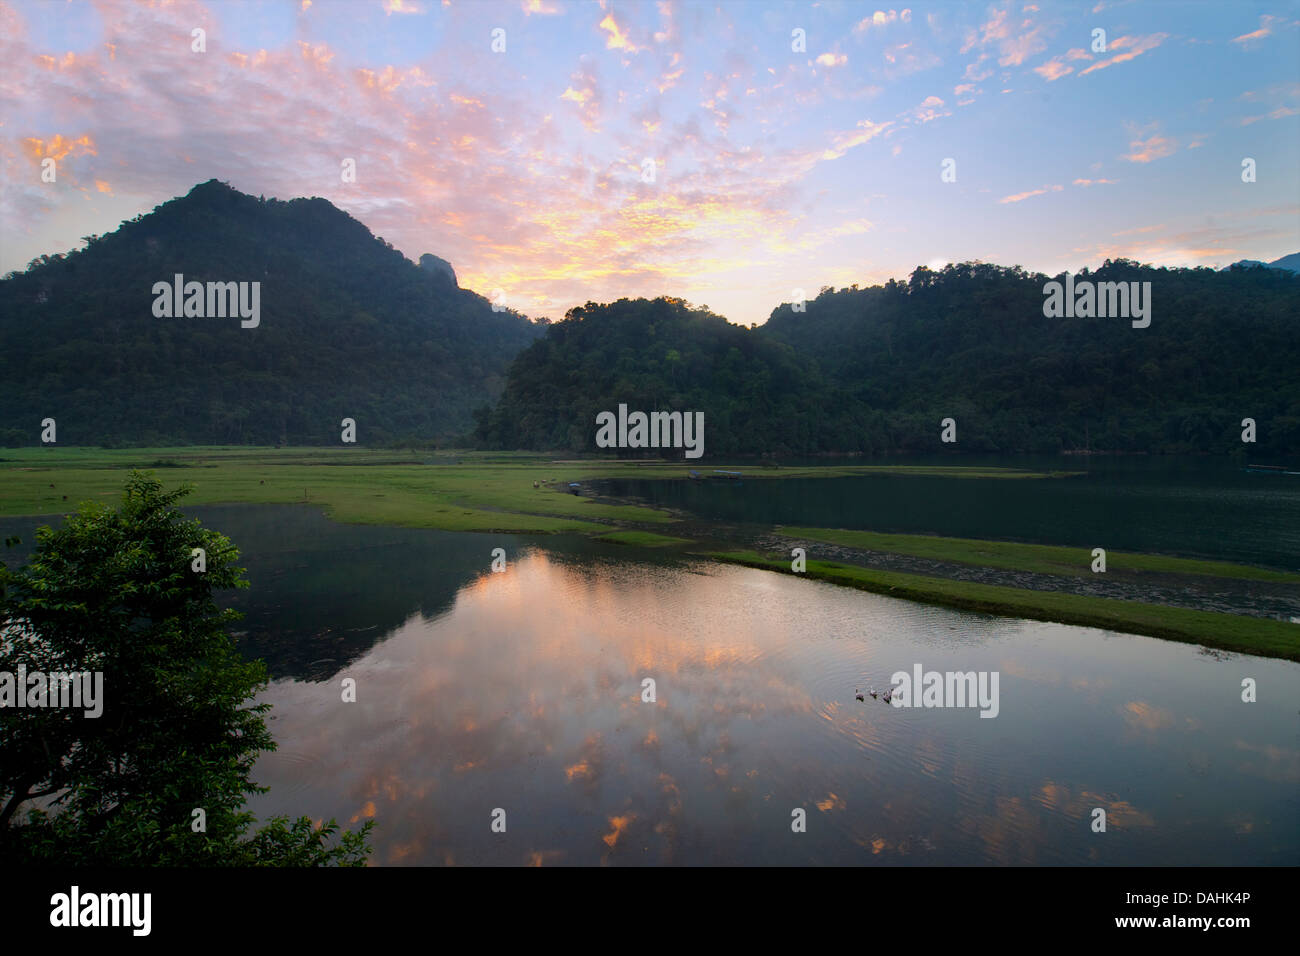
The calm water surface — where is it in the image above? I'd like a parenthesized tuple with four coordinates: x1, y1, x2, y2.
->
(595, 456, 1300, 570)
(3, 501, 1295, 866)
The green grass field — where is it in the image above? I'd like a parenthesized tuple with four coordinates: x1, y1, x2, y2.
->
(705, 551, 1300, 661)
(779, 526, 1300, 583)
(0, 447, 667, 533)
(0, 446, 1076, 533)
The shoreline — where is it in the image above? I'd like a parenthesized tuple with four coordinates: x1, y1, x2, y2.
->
(2, 446, 1296, 661)
(702, 551, 1300, 663)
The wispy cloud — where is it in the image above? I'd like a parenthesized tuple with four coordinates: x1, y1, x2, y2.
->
(1231, 15, 1283, 45)
(998, 184, 1063, 204)
(1077, 33, 1168, 75)
(1121, 125, 1177, 163)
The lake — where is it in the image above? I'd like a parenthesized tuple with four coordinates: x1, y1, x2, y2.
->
(593, 455, 1300, 570)
(199, 506, 1300, 865)
(3, 490, 1296, 866)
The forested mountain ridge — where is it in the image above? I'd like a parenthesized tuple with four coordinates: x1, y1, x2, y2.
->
(4, 182, 1295, 456)
(0, 180, 543, 446)
(757, 260, 1298, 454)
(471, 296, 859, 456)
(477, 261, 1299, 457)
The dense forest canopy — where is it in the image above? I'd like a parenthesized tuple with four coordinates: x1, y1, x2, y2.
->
(477, 261, 1299, 457)
(472, 295, 858, 457)
(0, 180, 542, 446)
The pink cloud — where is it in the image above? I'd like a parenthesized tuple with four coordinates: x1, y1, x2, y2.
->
(961, 4, 1053, 68)
(1033, 59, 1072, 81)
(1077, 33, 1168, 75)
(998, 184, 1062, 203)
(1121, 127, 1177, 163)
(1232, 15, 1283, 45)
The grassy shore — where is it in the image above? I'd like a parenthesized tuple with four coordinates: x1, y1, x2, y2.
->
(779, 526, 1300, 583)
(3, 446, 1293, 660)
(705, 551, 1300, 662)
(0, 446, 1075, 533)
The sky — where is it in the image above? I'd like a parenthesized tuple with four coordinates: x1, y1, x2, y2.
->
(2, 0, 1298, 326)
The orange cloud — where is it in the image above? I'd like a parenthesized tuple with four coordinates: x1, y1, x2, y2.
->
(599, 12, 640, 52)
(22, 134, 97, 163)
(601, 814, 633, 847)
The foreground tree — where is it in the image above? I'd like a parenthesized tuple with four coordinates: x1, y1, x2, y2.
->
(0, 472, 372, 865)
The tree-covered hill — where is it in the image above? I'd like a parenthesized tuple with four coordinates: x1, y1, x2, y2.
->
(471, 296, 862, 457)
(477, 261, 1299, 457)
(0, 180, 543, 446)
(754, 259, 1300, 456)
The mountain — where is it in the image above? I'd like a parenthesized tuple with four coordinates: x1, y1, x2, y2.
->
(0, 180, 542, 446)
(756, 260, 1299, 455)
(477, 261, 1299, 457)
(1268, 253, 1300, 273)
(1220, 253, 1300, 273)
(471, 297, 860, 457)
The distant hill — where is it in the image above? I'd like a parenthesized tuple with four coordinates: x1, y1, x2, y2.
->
(1268, 252, 1300, 273)
(756, 260, 1299, 455)
(0, 180, 542, 446)
(1220, 253, 1300, 273)
(477, 261, 1299, 457)
(471, 296, 856, 457)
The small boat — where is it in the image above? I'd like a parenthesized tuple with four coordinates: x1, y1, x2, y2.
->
(688, 470, 701, 479)
(712, 470, 744, 479)
(568, 482, 581, 495)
